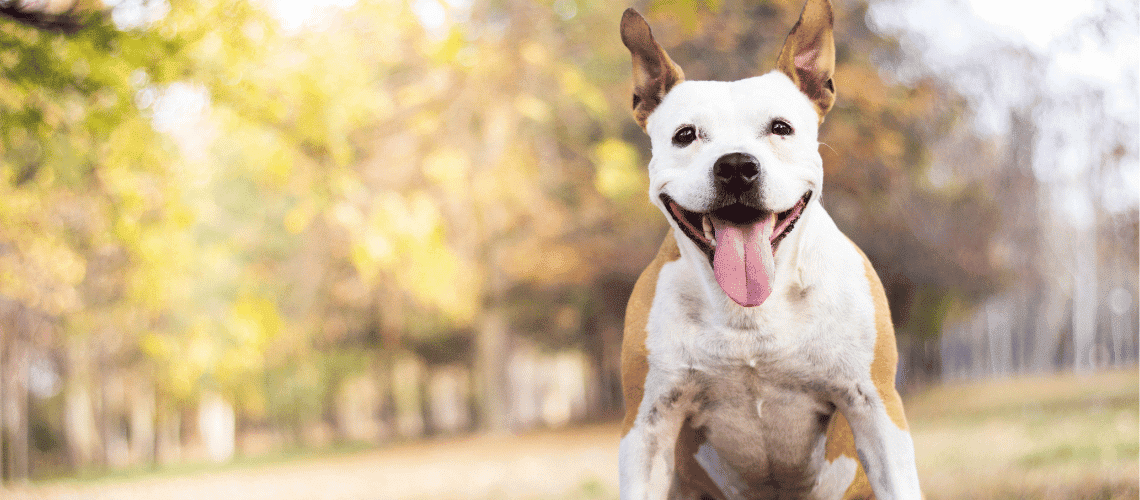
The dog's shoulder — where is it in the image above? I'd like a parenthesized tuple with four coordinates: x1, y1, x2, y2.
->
(847, 236, 909, 429)
(621, 232, 680, 434)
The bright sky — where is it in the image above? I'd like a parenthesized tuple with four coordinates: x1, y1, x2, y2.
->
(270, 0, 358, 31)
(871, 0, 1138, 126)
(966, 0, 1098, 49)
(869, 0, 1139, 222)
(267, 0, 1134, 87)
(966, 0, 1137, 108)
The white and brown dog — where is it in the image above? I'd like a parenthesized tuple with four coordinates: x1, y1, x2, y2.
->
(617, 1, 921, 499)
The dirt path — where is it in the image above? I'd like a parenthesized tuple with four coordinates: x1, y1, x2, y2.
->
(3, 424, 621, 500)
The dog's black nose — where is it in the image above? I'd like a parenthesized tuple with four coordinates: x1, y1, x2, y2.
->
(713, 153, 760, 193)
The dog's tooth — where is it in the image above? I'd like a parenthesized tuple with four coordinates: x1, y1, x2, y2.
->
(702, 215, 715, 244)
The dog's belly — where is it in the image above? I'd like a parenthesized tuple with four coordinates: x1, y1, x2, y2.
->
(694, 368, 835, 499)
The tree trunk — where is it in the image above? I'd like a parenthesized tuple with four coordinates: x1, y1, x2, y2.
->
(197, 390, 236, 463)
(1031, 279, 1070, 372)
(2, 309, 30, 483)
(391, 355, 425, 438)
(475, 307, 511, 432)
(62, 343, 100, 471)
(129, 379, 156, 464)
(1072, 226, 1099, 373)
(156, 402, 182, 465)
(0, 301, 7, 482)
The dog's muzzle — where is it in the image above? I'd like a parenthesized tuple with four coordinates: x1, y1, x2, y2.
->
(662, 187, 811, 308)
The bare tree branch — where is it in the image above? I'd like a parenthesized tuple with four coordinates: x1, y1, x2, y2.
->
(0, 0, 103, 34)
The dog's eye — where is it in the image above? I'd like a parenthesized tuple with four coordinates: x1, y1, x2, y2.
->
(770, 119, 793, 137)
(672, 125, 697, 147)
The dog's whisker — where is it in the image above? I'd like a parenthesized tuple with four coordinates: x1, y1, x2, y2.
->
(818, 141, 838, 156)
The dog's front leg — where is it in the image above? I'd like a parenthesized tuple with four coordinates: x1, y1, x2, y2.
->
(837, 381, 922, 500)
(619, 374, 699, 500)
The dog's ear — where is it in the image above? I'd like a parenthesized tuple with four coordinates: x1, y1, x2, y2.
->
(621, 8, 685, 129)
(777, 0, 836, 121)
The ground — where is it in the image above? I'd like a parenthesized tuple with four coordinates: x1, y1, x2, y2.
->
(3, 368, 1136, 500)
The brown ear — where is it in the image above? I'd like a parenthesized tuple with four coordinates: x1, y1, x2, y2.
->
(776, 0, 836, 121)
(620, 9, 685, 129)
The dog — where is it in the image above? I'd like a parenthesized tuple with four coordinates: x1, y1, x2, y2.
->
(617, 1, 922, 498)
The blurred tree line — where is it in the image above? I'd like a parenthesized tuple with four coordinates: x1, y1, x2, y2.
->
(867, 0, 1139, 378)
(0, 0, 1134, 482)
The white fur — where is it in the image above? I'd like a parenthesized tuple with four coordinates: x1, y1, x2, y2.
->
(646, 73, 822, 225)
(811, 435, 859, 499)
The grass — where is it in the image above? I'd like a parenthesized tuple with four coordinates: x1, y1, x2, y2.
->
(5, 368, 1136, 500)
(907, 368, 1138, 500)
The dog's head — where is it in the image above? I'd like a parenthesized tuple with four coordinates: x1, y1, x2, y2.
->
(621, 0, 835, 308)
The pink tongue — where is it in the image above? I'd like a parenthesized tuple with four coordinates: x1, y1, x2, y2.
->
(711, 214, 777, 307)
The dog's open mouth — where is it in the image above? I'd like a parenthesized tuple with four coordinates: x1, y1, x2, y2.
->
(663, 191, 811, 258)
(662, 191, 811, 307)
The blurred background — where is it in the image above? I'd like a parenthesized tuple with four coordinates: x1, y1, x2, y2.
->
(0, 0, 1136, 498)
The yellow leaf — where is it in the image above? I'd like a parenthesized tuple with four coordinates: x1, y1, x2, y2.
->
(284, 199, 315, 234)
(139, 331, 169, 360)
(520, 41, 547, 66)
(423, 146, 470, 193)
(350, 242, 380, 282)
(515, 94, 552, 123)
(230, 294, 282, 346)
(266, 147, 293, 185)
(430, 26, 466, 64)
(593, 139, 645, 200)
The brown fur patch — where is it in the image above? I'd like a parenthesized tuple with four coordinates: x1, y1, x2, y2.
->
(822, 238, 910, 499)
(856, 246, 909, 431)
(621, 233, 680, 435)
(823, 411, 874, 499)
(674, 419, 728, 500)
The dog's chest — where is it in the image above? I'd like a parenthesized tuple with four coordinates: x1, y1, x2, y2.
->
(642, 242, 873, 497)
(693, 362, 835, 497)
